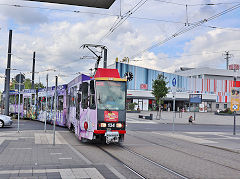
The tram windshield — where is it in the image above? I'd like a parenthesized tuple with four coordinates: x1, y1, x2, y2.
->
(96, 81, 126, 110)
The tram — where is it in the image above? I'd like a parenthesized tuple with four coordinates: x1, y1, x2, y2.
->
(67, 68, 127, 144)
(6, 68, 127, 144)
(9, 90, 22, 117)
(37, 85, 67, 126)
(9, 89, 36, 119)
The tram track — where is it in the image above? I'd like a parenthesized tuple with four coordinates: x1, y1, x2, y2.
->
(97, 144, 189, 179)
(97, 145, 146, 179)
(126, 132, 240, 172)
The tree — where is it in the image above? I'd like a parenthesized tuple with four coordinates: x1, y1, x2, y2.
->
(152, 74, 169, 119)
(10, 78, 45, 90)
(35, 82, 44, 90)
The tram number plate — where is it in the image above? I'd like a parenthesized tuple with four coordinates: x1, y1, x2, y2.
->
(108, 123, 115, 128)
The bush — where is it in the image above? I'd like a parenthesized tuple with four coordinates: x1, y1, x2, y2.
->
(219, 108, 233, 114)
(128, 103, 137, 111)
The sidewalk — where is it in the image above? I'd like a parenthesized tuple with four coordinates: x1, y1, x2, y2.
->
(127, 111, 240, 125)
(127, 111, 240, 153)
(0, 130, 119, 179)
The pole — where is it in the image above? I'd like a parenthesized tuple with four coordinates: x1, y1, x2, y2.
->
(194, 104, 196, 121)
(103, 48, 107, 68)
(233, 111, 236, 135)
(17, 73, 21, 133)
(172, 91, 175, 132)
(31, 52, 36, 89)
(53, 76, 58, 146)
(233, 75, 236, 135)
(45, 74, 48, 132)
(4, 30, 13, 116)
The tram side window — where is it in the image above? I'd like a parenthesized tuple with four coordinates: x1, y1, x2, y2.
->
(89, 80, 96, 109)
(41, 97, 46, 111)
(10, 95, 15, 104)
(32, 94, 35, 105)
(70, 87, 75, 107)
(47, 97, 51, 109)
(81, 82, 89, 109)
(58, 96, 64, 111)
(20, 94, 23, 104)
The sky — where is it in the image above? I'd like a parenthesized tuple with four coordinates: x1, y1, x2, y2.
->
(0, 0, 240, 90)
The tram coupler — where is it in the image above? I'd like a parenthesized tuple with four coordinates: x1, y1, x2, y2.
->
(105, 131, 119, 144)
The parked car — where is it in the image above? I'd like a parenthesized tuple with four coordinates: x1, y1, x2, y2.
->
(0, 114, 13, 128)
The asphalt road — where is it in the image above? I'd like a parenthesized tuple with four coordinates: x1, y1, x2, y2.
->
(1, 118, 240, 178)
(2, 117, 240, 133)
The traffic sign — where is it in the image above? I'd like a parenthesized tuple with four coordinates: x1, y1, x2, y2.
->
(172, 78, 176, 87)
(15, 74, 25, 83)
(15, 84, 25, 91)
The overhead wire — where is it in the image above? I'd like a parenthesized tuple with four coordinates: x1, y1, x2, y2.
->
(98, 0, 149, 42)
(1, 1, 239, 73)
(130, 3, 240, 59)
(153, 0, 240, 6)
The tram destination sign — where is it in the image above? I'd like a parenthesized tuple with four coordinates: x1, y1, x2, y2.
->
(189, 94, 202, 104)
(24, 0, 116, 9)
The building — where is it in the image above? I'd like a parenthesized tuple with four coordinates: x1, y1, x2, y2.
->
(109, 62, 222, 112)
(175, 67, 240, 111)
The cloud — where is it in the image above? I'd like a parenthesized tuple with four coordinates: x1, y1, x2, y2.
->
(0, 0, 239, 91)
(0, 0, 48, 25)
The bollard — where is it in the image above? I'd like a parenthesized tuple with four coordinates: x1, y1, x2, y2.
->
(150, 114, 153, 120)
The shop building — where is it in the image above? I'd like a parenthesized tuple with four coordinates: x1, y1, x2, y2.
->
(109, 62, 226, 112)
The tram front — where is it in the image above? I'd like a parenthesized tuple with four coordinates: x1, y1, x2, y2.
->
(94, 78, 127, 144)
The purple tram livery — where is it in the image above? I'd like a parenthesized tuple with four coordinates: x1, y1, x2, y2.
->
(37, 85, 67, 127)
(22, 89, 37, 119)
(9, 89, 36, 119)
(9, 90, 23, 118)
(67, 68, 127, 144)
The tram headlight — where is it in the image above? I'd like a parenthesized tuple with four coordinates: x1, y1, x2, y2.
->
(100, 123, 107, 128)
(116, 123, 123, 128)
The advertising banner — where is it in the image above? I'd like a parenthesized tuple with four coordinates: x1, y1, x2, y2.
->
(230, 87, 240, 111)
(189, 94, 202, 103)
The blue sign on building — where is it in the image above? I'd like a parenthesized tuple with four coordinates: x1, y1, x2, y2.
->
(172, 78, 176, 87)
(189, 94, 202, 103)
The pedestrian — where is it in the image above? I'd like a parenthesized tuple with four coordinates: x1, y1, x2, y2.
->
(188, 115, 193, 124)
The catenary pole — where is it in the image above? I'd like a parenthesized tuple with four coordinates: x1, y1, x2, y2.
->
(45, 74, 48, 132)
(31, 52, 36, 89)
(4, 30, 13, 116)
(103, 48, 107, 68)
(233, 75, 236, 135)
(17, 73, 21, 133)
(53, 76, 58, 145)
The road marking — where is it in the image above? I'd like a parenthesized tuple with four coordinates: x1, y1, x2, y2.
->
(152, 132, 218, 144)
(9, 148, 32, 150)
(59, 157, 72, 160)
(127, 118, 157, 124)
(50, 153, 62, 155)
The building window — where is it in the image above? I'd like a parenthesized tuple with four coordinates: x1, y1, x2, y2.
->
(224, 104, 227, 109)
(216, 104, 219, 109)
(207, 103, 211, 108)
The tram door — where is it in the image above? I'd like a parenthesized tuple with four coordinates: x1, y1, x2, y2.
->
(24, 97, 31, 118)
(76, 85, 81, 120)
